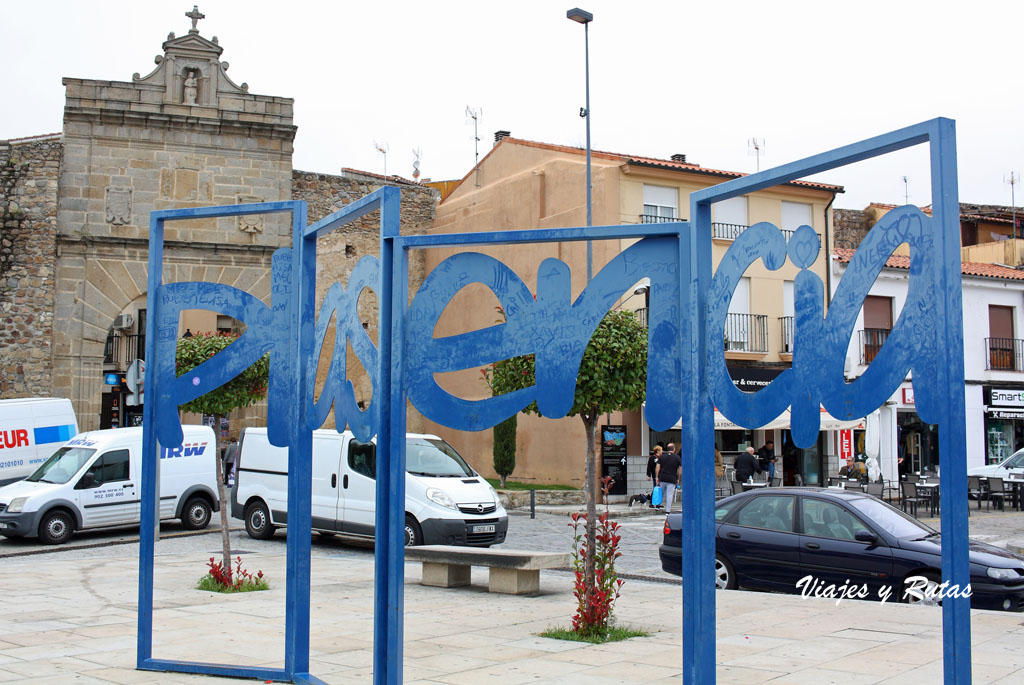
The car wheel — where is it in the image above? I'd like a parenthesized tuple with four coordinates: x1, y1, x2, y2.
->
(38, 510, 74, 545)
(902, 571, 942, 606)
(245, 501, 275, 540)
(715, 553, 737, 590)
(181, 496, 212, 530)
(404, 515, 422, 547)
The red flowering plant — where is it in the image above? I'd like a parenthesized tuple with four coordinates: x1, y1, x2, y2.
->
(568, 511, 624, 637)
(198, 555, 269, 593)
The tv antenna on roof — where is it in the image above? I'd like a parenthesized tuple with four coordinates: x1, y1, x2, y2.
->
(466, 106, 482, 187)
(373, 140, 389, 178)
(412, 148, 422, 182)
(748, 137, 765, 172)
(902, 176, 910, 205)
(1006, 171, 1019, 238)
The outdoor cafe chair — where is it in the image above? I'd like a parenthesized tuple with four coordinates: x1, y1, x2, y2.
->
(987, 477, 1008, 511)
(730, 480, 745, 496)
(865, 482, 883, 498)
(967, 475, 985, 511)
(770, 477, 781, 487)
(901, 481, 930, 517)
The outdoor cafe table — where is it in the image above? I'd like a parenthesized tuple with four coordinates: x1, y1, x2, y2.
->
(915, 481, 940, 516)
(1011, 477, 1024, 511)
(741, 481, 769, 491)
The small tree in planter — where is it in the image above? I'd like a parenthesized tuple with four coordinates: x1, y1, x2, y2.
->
(490, 309, 647, 635)
(177, 331, 269, 585)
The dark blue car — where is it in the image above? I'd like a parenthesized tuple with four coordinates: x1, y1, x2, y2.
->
(659, 488, 1024, 611)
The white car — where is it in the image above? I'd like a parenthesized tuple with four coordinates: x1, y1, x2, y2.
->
(968, 449, 1024, 480)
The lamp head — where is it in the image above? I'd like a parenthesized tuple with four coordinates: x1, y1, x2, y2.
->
(566, 7, 593, 23)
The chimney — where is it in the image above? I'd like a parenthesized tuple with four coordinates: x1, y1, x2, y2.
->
(494, 130, 511, 145)
(671, 153, 687, 163)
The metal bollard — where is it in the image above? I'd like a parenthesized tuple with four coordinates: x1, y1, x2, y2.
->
(530, 489, 535, 519)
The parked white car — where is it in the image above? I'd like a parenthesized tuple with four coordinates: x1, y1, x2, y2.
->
(968, 450, 1024, 480)
(231, 427, 508, 547)
(0, 425, 219, 544)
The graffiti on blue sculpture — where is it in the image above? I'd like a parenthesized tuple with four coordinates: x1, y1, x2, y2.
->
(404, 237, 680, 432)
(708, 206, 941, 447)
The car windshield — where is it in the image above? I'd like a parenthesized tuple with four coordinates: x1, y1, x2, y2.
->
(25, 446, 96, 484)
(846, 496, 935, 539)
(1000, 450, 1024, 469)
(405, 438, 475, 477)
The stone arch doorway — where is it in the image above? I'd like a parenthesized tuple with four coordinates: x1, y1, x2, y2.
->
(53, 240, 275, 431)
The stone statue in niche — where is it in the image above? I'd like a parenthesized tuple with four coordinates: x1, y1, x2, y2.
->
(183, 70, 198, 105)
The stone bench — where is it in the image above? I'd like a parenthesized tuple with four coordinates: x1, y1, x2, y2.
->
(404, 545, 570, 595)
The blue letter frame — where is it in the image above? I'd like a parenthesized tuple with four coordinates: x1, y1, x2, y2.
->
(136, 117, 969, 685)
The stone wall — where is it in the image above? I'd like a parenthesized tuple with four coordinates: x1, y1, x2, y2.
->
(833, 207, 873, 250)
(0, 135, 61, 397)
(292, 168, 438, 431)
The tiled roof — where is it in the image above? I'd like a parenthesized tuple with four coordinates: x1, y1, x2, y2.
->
(962, 213, 1015, 225)
(623, 152, 844, 193)
(447, 137, 845, 197)
(833, 248, 1024, 281)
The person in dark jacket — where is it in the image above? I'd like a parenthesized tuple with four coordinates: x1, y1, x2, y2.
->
(757, 440, 776, 482)
(734, 446, 762, 482)
(646, 445, 662, 492)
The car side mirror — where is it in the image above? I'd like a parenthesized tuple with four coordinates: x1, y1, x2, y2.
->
(854, 529, 877, 544)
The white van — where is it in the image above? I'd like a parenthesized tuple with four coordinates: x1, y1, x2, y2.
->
(231, 427, 508, 547)
(0, 425, 219, 544)
(0, 398, 79, 486)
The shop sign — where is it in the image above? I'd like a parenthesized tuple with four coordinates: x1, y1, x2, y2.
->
(989, 388, 1024, 407)
(839, 429, 853, 459)
(728, 366, 783, 393)
(987, 409, 1024, 420)
(601, 425, 627, 459)
(902, 387, 915, 404)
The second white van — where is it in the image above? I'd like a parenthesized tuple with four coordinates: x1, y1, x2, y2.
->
(231, 427, 508, 547)
(0, 425, 220, 544)
(0, 398, 79, 486)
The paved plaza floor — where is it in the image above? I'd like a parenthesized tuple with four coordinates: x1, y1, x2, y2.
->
(3, 532, 1024, 684)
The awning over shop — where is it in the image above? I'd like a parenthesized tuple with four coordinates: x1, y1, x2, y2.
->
(662, 406, 865, 432)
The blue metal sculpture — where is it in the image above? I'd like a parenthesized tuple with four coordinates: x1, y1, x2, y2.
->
(137, 118, 968, 685)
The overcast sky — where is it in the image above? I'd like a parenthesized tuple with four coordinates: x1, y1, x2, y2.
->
(3, 0, 1021, 210)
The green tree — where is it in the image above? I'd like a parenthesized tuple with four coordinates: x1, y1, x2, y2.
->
(177, 332, 269, 578)
(489, 309, 647, 632)
(492, 414, 517, 488)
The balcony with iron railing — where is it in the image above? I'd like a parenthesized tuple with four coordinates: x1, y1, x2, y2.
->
(104, 333, 145, 369)
(640, 213, 679, 224)
(634, 307, 648, 327)
(712, 222, 797, 241)
(724, 313, 768, 353)
(986, 337, 1024, 371)
(779, 316, 794, 354)
(859, 328, 890, 365)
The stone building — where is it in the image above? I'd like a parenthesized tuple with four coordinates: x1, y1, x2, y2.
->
(0, 11, 436, 433)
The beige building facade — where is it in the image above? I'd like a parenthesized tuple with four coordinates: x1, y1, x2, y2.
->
(425, 135, 842, 487)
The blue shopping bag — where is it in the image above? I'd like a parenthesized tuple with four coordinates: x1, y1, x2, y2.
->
(650, 486, 663, 507)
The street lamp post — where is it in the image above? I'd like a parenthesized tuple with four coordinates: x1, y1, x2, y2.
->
(567, 7, 593, 282)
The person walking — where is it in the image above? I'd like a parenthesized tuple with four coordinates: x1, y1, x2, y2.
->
(222, 437, 238, 486)
(656, 446, 682, 512)
(757, 440, 776, 483)
(646, 445, 662, 494)
(734, 446, 762, 482)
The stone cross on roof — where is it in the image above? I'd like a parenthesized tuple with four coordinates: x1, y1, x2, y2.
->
(186, 5, 205, 34)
